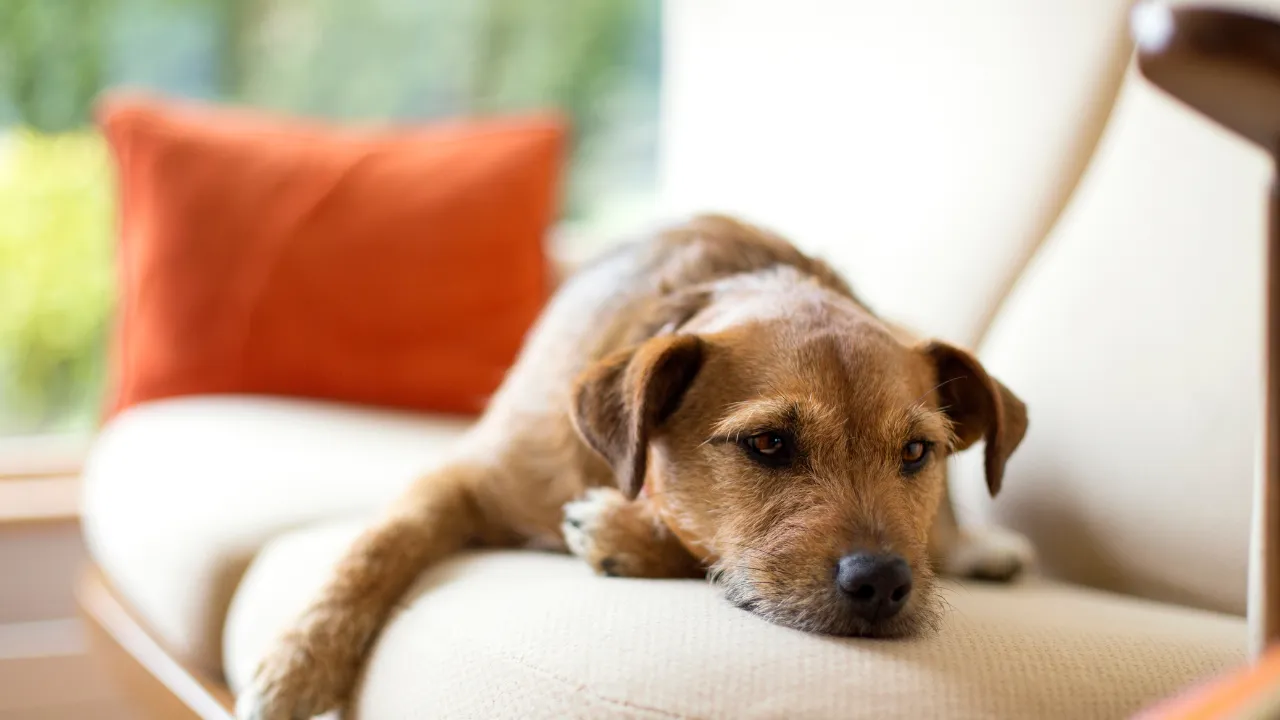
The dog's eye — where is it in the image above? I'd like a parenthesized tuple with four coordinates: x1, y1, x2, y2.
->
(901, 440, 932, 474)
(741, 431, 793, 467)
(746, 432, 786, 455)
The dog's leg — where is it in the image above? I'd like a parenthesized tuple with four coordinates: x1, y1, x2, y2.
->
(561, 488, 703, 579)
(930, 485, 1034, 582)
(236, 462, 504, 720)
(940, 525, 1035, 581)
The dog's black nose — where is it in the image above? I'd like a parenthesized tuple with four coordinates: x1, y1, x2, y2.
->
(836, 552, 912, 621)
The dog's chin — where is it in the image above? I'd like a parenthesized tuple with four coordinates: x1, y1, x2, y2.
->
(723, 583, 940, 639)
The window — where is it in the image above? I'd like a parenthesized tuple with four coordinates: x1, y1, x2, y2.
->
(0, 0, 660, 440)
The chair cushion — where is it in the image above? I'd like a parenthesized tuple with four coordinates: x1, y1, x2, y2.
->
(225, 523, 1248, 720)
(80, 395, 470, 674)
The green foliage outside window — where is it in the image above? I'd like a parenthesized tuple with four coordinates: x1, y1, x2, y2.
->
(0, 0, 658, 434)
(0, 131, 113, 433)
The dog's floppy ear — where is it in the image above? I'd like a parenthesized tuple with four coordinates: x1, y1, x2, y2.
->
(571, 334, 705, 499)
(924, 342, 1028, 496)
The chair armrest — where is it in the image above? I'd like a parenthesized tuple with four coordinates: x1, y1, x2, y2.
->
(1132, 1, 1280, 656)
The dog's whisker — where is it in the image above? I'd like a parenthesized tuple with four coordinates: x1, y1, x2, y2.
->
(723, 557, 779, 572)
(912, 376, 964, 405)
(714, 541, 788, 561)
(722, 549, 787, 566)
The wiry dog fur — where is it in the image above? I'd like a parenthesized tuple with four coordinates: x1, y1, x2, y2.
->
(237, 215, 1030, 720)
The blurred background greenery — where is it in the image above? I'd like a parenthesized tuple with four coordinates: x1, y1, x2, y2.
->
(0, 0, 660, 435)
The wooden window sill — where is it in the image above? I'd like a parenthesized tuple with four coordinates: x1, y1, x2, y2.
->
(0, 476, 81, 525)
(0, 434, 91, 481)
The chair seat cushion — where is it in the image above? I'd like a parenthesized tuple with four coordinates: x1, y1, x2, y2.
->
(224, 523, 1248, 720)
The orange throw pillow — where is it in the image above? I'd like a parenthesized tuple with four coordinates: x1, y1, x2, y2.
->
(99, 94, 565, 417)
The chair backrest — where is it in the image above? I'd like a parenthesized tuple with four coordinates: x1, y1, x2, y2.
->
(659, 0, 1271, 615)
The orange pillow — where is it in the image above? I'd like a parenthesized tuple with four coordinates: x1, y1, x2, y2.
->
(99, 94, 565, 417)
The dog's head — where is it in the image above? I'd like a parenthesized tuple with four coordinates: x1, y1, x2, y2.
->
(571, 268, 1027, 637)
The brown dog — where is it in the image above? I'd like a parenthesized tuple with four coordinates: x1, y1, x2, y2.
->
(237, 215, 1030, 720)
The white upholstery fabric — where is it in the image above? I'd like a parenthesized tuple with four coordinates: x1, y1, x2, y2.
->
(658, 0, 1134, 345)
(80, 396, 470, 673)
(225, 523, 1246, 720)
(953, 61, 1271, 616)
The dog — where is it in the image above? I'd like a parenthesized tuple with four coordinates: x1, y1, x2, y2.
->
(237, 215, 1031, 720)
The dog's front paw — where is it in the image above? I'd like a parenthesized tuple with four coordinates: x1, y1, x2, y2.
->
(562, 487, 635, 576)
(235, 630, 340, 720)
(561, 488, 701, 579)
(943, 526, 1035, 582)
